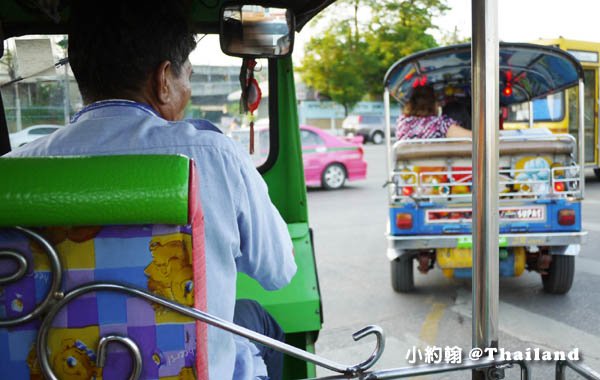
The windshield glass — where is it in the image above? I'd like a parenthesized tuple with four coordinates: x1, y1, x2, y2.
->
(506, 92, 565, 122)
(1, 35, 269, 161)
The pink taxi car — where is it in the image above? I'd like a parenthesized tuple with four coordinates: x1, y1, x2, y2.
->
(299, 125, 367, 189)
(230, 124, 367, 190)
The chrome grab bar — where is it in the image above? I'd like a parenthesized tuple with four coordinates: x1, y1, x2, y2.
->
(96, 335, 143, 380)
(302, 358, 530, 380)
(36, 282, 386, 379)
(556, 359, 600, 380)
(0, 227, 63, 327)
(0, 227, 384, 379)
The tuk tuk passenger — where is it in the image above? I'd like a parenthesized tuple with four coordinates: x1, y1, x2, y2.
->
(396, 85, 472, 140)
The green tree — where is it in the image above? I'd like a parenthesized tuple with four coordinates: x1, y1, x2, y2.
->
(298, 0, 449, 103)
(297, 23, 375, 115)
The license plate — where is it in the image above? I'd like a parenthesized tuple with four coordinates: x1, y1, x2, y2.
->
(426, 206, 546, 224)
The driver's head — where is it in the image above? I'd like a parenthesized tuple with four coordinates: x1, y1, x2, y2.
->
(68, 0, 197, 120)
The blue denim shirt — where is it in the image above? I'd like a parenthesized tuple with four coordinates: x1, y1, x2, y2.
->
(6, 100, 297, 379)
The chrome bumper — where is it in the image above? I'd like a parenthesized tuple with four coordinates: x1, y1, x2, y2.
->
(387, 231, 587, 259)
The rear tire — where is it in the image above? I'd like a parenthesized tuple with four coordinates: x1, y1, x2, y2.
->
(542, 255, 575, 294)
(371, 131, 384, 145)
(391, 256, 415, 293)
(321, 163, 346, 190)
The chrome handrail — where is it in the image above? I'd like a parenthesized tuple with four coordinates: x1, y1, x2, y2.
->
(1, 227, 384, 378)
(0, 227, 63, 327)
(556, 359, 600, 380)
(36, 282, 385, 379)
(301, 358, 530, 380)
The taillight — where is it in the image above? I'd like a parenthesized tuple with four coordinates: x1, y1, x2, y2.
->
(554, 182, 565, 192)
(402, 187, 413, 196)
(357, 146, 364, 157)
(558, 209, 575, 226)
(357, 115, 363, 123)
(396, 213, 413, 229)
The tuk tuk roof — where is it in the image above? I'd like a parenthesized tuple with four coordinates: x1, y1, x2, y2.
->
(383, 42, 584, 107)
(0, 0, 335, 39)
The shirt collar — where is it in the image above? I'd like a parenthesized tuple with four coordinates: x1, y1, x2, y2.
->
(71, 99, 160, 123)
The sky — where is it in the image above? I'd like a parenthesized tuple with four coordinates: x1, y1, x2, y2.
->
(433, 0, 600, 43)
(190, 0, 600, 66)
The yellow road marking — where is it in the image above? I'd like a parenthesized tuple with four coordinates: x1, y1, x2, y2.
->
(420, 302, 447, 346)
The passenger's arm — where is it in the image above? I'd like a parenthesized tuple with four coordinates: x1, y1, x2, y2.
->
(233, 145, 297, 290)
(446, 124, 472, 138)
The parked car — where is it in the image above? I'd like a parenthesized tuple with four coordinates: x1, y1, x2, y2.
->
(9, 124, 61, 147)
(230, 124, 367, 189)
(342, 114, 395, 144)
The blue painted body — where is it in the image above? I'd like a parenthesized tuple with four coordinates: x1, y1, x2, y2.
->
(389, 199, 581, 236)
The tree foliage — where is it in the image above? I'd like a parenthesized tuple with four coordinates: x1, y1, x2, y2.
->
(298, 0, 449, 105)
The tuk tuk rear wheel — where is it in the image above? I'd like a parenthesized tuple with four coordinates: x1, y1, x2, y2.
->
(542, 255, 575, 294)
(391, 256, 414, 293)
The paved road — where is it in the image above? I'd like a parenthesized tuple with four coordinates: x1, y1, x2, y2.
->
(307, 144, 600, 379)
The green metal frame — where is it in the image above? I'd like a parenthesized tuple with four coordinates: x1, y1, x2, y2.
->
(236, 57, 322, 378)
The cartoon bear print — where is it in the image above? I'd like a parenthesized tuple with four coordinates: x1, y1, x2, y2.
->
(145, 239, 194, 311)
(51, 338, 97, 380)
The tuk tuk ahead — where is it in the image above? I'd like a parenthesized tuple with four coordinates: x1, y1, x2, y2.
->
(384, 43, 587, 294)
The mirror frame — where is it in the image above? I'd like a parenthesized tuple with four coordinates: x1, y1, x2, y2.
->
(219, 2, 296, 59)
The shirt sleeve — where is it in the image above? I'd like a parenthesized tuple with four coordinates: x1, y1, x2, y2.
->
(232, 143, 297, 290)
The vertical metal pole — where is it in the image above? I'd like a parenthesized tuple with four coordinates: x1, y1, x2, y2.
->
(471, 0, 499, 378)
(578, 79, 585, 198)
(384, 88, 393, 196)
(528, 101, 534, 128)
(63, 61, 71, 124)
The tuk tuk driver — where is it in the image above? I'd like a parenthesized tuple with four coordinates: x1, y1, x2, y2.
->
(4, 1, 295, 379)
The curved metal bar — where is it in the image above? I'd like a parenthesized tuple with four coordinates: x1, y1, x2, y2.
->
(37, 282, 385, 378)
(556, 359, 600, 380)
(347, 325, 385, 373)
(0, 249, 28, 284)
(96, 335, 143, 380)
(0, 227, 63, 327)
(362, 358, 529, 380)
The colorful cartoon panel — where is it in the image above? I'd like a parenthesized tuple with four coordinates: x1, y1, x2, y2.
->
(0, 225, 200, 379)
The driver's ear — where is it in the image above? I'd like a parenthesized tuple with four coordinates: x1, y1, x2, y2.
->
(154, 60, 172, 104)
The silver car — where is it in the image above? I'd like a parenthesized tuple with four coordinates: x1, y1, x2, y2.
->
(341, 114, 395, 144)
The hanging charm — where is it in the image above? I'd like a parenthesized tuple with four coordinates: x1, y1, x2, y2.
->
(239, 58, 262, 154)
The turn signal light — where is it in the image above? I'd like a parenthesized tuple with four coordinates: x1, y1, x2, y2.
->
(396, 213, 413, 229)
(558, 209, 575, 226)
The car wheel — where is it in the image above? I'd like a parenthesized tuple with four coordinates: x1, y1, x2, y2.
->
(391, 256, 415, 292)
(371, 131, 384, 145)
(542, 254, 574, 294)
(321, 163, 346, 190)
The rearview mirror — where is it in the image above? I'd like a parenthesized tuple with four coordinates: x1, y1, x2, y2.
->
(220, 4, 295, 58)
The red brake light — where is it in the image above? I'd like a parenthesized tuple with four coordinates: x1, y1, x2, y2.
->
(396, 213, 413, 229)
(357, 115, 363, 123)
(503, 86, 513, 96)
(558, 209, 575, 226)
(357, 146, 364, 157)
(554, 182, 565, 192)
(402, 187, 414, 196)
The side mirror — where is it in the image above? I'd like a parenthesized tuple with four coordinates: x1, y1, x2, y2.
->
(220, 4, 295, 58)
